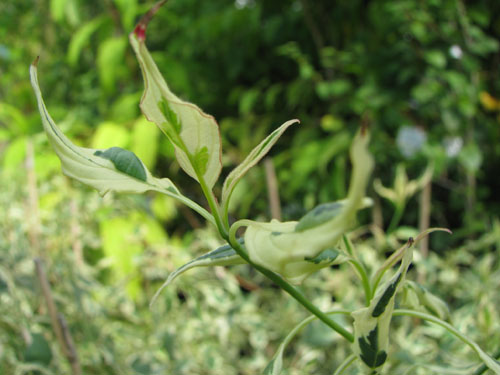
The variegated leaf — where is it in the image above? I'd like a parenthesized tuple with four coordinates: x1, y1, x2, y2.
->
(242, 129, 374, 284)
(150, 240, 246, 307)
(130, 6, 221, 189)
(401, 281, 449, 320)
(31, 60, 214, 224)
(352, 246, 413, 369)
(393, 309, 500, 375)
(31, 61, 174, 195)
(295, 197, 372, 232)
(221, 119, 298, 212)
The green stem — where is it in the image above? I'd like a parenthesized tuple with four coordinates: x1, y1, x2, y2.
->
(473, 348, 500, 375)
(332, 354, 357, 375)
(348, 259, 372, 305)
(198, 177, 228, 237)
(394, 309, 500, 374)
(222, 204, 230, 230)
(166, 190, 216, 227)
(227, 235, 354, 342)
(343, 235, 372, 304)
(277, 309, 351, 368)
(387, 202, 404, 234)
(170, 128, 228, 237)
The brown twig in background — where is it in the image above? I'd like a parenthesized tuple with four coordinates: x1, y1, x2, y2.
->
(235, 274, 260, 292)
(57, 313, 80, 371)
(298, 0, 325, 54)
(419, 181, 432, 257)
(418, 181, 432, 283)
(34, 258, 81, 375)
(372, 194, 384, 232)
(264, 158, 282, 221)
(179, 204, 202, 229)
(26, 139, 42, 257)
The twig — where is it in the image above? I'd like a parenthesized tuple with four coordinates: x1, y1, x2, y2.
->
(57, 313, 80, 374)
(26, 139, 41, 257)
(298, 0, 325, 57)
(418, 181, 432, 283)
(264, 158, 281, 220)
(418, 181, 432, 257)
(372, 194, 384, 231)
(34, 258, 81, 375)
(179, 204, 202, 229)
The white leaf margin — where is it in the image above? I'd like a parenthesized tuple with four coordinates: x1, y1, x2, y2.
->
(150, 241, 245, 307)
(221, 119, 299, 215)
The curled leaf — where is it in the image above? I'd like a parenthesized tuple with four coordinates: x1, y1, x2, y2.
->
(30, 60, 215, 224)
(241, 129, 374, 284)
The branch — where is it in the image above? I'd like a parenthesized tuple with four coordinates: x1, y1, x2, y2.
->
(34, 258, 81, 375)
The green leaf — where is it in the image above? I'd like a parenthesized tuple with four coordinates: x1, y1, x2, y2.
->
(113, 0, 138, 31)
(97, 36, 128, 93)
(24, 333, 52, 365)
(131, 117, 159, 170)
(0, 101, 31, 135)
(458, 142, 482, 173)
(424, 50, 447, 68)
(221, 119, 298, 213)
(129, 13, 222, 189)
(94, 147, 147, 182)
(2, 136, 27, 170)
(50, 0, 67, 22)
(100, 215, 143, 299)
(67, 16, 107, 66)
(150, 240, 246, 307)
(91, 121, 130, 149)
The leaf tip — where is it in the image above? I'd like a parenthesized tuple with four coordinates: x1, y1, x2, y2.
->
(32, 56, 40, 67)
(133, 24, 147, 41)
(133, 0, 168, 41)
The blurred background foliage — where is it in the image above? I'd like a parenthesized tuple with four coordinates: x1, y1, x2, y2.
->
(1, 0, 500, 374)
